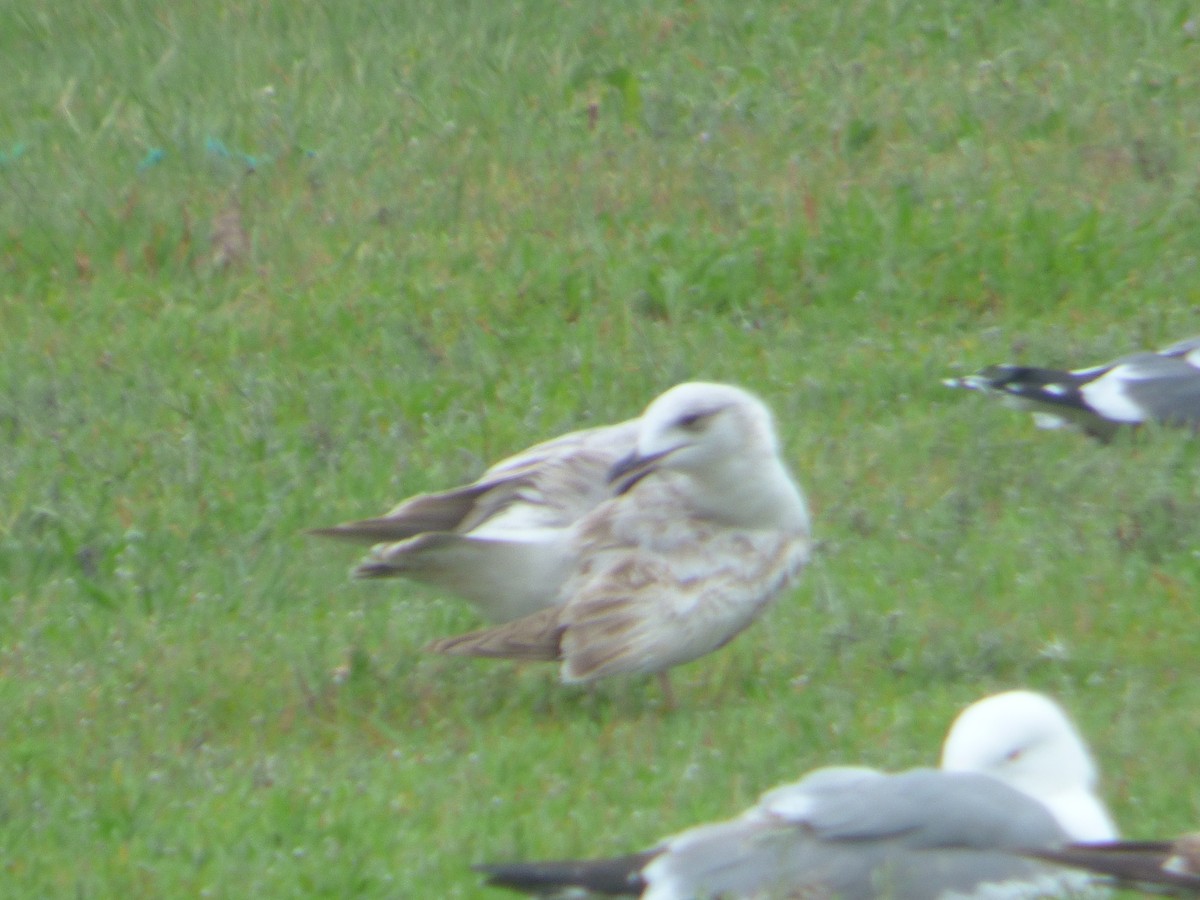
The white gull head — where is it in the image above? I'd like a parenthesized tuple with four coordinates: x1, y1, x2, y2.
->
(939, 689, 1118, 841)
(609, 381, 810, 533)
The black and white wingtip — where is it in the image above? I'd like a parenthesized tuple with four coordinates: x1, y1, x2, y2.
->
(944, 336, 1200, 440)
(1024, 834, 1200, 895)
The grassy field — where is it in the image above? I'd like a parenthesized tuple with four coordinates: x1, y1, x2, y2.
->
(4, 0, 1200, 896)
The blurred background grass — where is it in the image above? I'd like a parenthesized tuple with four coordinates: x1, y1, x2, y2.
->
(3, 0, 1200, 896)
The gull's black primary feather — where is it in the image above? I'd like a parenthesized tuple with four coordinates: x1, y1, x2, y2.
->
(474, 851, 653, 896)
(945, 337, 1200, 439)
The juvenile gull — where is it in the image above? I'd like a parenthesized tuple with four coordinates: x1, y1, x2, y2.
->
(310, 413, 640, 623)
(944, 335, 1200, 440)
(475, 690, 1117, 898)
(425, 382, 812, 698)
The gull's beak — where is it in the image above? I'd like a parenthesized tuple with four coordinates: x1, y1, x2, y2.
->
(608, 447, 676, 495)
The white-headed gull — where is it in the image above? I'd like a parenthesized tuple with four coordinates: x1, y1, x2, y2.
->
(475, 690, 1117, 898)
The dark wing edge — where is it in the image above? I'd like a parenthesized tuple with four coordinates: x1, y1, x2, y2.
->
(1022, 839, 1200, 895)
(424, 606, 565, 662)
(474, 851, 655, 896)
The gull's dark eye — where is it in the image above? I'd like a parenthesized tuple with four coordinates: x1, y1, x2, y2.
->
(677, 411, 710, 431)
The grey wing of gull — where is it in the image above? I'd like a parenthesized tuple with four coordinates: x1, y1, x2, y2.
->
(1157, 335, 1200, 366)
(1098, 354, 1200, 425)
(643, 768, 1080, 900)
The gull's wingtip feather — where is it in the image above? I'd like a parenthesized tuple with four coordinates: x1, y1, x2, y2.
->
(1022, 838, 1200, 893)
(473, 852, 653, 896)
(306, 524, 359, 541)
(306, 519, 419, 545)
(350, 561, 398, 579)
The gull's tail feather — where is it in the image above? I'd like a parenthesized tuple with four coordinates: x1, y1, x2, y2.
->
(318, 527, 576, 624)
(474, 852, 653, 896)
(1025, 837, 1200, 894)
(425, 607, 565, 662)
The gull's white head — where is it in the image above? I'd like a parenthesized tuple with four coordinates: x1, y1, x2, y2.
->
(939, 690, 1118, 841)
(608, 382, 807, 530)
(636, 381, 779, 465)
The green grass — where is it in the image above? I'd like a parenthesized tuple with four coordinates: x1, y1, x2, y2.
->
(4, 0, 1200, 896)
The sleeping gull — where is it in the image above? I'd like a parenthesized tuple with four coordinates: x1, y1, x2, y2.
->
(310, 411, 640, 623)
(1024, 832, 1200, 894)
(475, 690, 1117, 898)
(944, 335, 1200, 440)
(425, 382, 812, 701)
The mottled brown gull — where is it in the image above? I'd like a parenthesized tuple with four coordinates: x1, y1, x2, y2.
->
(425, 381, 812, 700)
